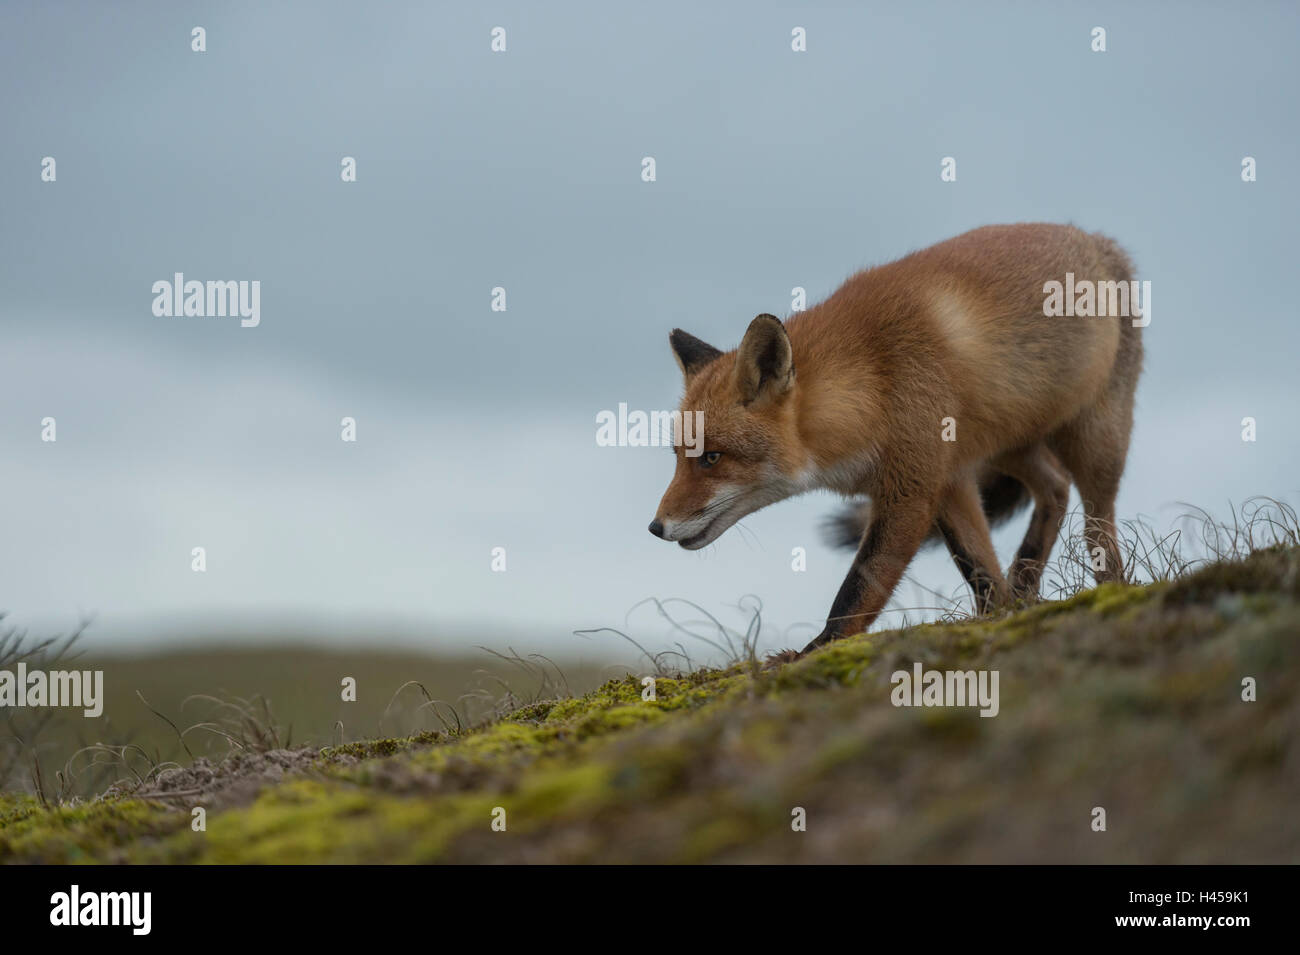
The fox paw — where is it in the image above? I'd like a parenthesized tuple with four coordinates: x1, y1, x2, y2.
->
(763, 648, 802, 668)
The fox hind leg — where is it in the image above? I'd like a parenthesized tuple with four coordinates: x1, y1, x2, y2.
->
(1052, 303, 1142, 584)
(989, 445, 1071, 599)
(935, 476, 1011, 615)
(1059, 453, 1124, 585)
(1049, 391, 1136, 585)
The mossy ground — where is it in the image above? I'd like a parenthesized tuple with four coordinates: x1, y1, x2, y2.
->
(3, 546, 1298, 863)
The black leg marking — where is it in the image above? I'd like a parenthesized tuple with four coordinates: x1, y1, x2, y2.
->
(801, 518, 887, 652)
(937, 520, 997, 614)
(1014, 509, 1047, 567)
(1010, 509, 1049, 595)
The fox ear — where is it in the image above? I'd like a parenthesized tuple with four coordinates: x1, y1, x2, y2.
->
(735, 313, 794, 404)
(669, 328, 723, 379)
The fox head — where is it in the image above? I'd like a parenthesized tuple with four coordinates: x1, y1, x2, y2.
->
(650, 314, 810, 549)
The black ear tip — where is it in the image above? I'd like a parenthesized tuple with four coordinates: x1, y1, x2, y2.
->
(670, 328, 724, 374)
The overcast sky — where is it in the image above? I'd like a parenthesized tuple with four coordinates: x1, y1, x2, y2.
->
(1, 1, 1296, 659)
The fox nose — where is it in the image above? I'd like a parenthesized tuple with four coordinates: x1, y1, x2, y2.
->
(648, 519, 666, 539)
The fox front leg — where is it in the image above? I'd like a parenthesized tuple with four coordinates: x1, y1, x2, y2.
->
(801, 497, 936, 654)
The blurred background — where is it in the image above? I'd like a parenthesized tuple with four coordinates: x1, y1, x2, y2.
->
(1, 0, 1297, 757)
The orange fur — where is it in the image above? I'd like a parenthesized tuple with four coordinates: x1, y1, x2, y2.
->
(651, 223, 1144, 653)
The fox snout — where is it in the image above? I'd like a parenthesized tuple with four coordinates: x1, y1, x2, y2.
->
(648, 502, 733, 550)
(650, 518, 706, 549)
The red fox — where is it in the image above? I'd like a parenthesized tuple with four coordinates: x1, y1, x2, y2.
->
(649, 223, 1144, 655)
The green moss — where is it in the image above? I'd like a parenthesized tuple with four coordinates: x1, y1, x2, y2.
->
(544, 670, 742, 722)
(320, 730, 444, 761)
(154, 760, 620, 864)
(812, 729, 872, 772)
(0, 796, 185, 864)
(0, 792, 40, 825)
(1165, 545, 1299, 604)
(503, 700, 556, 722)
(567, 704, 666, 739)
(771, 632, 879, 690)
(6, 544, 1299, 863)
(682, 813, 761, 862)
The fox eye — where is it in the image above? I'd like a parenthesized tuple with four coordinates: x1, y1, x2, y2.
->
(701, 451, 722, 468)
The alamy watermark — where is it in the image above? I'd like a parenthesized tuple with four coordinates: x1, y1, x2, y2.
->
(891, 662, 999, 717)
(50, 885, 150, 934)
(152, 273, 260, 327)
(0, 664, 103, 717)
(1043, 272, 1151, 327)
(596, 402, 704, 457)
